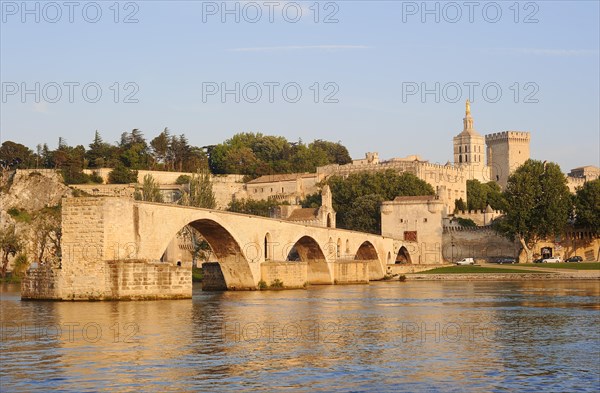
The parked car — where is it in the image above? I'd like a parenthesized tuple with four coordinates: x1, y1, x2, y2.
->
(533, 258, 544, 264)
(542, 256, 562, 263)
(565, 256, 583, 263)
(490, 257, 517, 264)
(456, 258, 475, 265)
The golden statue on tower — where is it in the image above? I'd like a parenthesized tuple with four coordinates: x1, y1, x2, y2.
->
(466, 99, 471, 115)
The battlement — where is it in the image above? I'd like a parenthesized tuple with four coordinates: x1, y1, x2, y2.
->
(485, 131, 531, 143)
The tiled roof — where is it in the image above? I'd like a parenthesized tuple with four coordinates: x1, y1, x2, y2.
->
(286, 208, 319, 221)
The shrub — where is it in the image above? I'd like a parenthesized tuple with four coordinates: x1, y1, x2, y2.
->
(89, 173, 103, 184)
(12, 253, 28, 278)
(175, 175, 191, 185)
(456, 217, 477, 228)
(7, 208, 31, 223)
(270, 279, 284, 288)
(108, 163, 138, 184)
(257, 280, 268, 290)
(399, 275, 407, 282)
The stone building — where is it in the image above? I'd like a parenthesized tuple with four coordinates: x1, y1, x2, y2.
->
(380, 195, 445, 264)
(453, 99, 489, 182)
(566, 166, 600, 192)
(270, 185, 336, 228)
(485, 131, 531, 188)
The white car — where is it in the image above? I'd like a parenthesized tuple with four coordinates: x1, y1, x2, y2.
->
(542, 257, 562, 263)
(456, 258, 475, 265)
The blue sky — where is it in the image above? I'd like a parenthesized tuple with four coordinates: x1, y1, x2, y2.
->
(1, 0, 599, 172)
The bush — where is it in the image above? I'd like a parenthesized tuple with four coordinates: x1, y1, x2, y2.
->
(61, 168, 91, 185)
(89, 173, 103, 184)
(12, 253, 28, 278)
(399, 275, 407, 282)
(270, 279, 284, 288)
(456, 217, 477, 228)
(7, 208, 31, 223)
(108, 163, 138, 184)
(175, 175, 191, 185)
(257, 280, 268, 290)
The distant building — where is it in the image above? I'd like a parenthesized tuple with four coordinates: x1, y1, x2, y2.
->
(566, 165, 600, 193)
(380, 195, 445, 264)
(270, 185, 336, 228)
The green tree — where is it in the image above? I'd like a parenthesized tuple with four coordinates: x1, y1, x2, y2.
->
(12, 253, 29, 279)
(574, 179, 600, 234)
(150, 128, 170, 169)
(1, 225, 22, 278)
(108, 163, 138, 184)
(454, 198, 467, 212)
(308, 139, 352, 165)
(325, 170, 435, 233)
(207, 132, 353, 178)
(180, 169, 216, 208)
(466, 180, 487, 210)
(494, 160, 571, 262)
(466, 180, 505, 210)
(134, 174, 164, 203)
(0, 141, 35, 168)
(227, 198, 280, 217)
(344, 194, 385, 234)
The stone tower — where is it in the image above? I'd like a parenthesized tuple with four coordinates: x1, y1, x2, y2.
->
(485, 131, 531, 188)
(320, 184, 336, 228)
(453, 100, 487, 181)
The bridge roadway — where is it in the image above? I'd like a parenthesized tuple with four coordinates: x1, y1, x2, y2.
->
(22, 197, 421, 300)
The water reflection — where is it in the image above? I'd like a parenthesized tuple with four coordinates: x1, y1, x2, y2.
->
(2, 280, 599, 392)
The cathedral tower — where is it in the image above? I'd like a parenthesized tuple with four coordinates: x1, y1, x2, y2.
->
(452, 100, 489, 183)
(453, 100, 486, 167)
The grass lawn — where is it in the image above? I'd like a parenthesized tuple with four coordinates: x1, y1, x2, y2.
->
(520, 262, 600, 270)
(418, 266, 535, 274)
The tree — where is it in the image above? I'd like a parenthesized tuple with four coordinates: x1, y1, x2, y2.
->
(33, 207, 62, 263)
(227, 198, 280, 217)
(108, 163, 138, 184)
(343, 194, 384, 234)
(325, 170, 435, 233)
(0, 141, 34, 169)
(574, 179, 600, 234)
(494, 160, 571, 262)
(308, 139, 352, 165)
(134, 174, 164, 203)
(454, 198, 467, 212)
(180, 169, 216, 209)
(466, 179, 505, 210)
(0, 225, 22, 278)
(150, 128, 170, 169)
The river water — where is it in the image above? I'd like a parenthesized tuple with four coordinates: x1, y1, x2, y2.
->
(1, 280, 599, 392)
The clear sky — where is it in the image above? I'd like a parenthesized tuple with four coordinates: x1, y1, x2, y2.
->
(1, 0, 599, 172)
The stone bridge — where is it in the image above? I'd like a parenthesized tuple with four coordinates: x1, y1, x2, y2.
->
(22, 197, 421, 300)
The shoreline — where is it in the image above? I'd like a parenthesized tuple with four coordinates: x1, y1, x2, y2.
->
(405, 272, 600, 281)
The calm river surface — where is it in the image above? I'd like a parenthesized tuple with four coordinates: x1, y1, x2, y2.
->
(2, 280, 599, 392)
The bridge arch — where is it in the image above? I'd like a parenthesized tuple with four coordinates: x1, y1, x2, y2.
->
(287, 235, 332, 284)
(159, 218, 256, 290)
(355, 241, 384, 280)
(396, 246, 412, 264)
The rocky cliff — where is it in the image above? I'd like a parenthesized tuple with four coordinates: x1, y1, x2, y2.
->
(0, 169, 72, 273)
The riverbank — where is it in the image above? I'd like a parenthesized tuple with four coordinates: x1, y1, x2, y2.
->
(407, 272, 600, 281)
